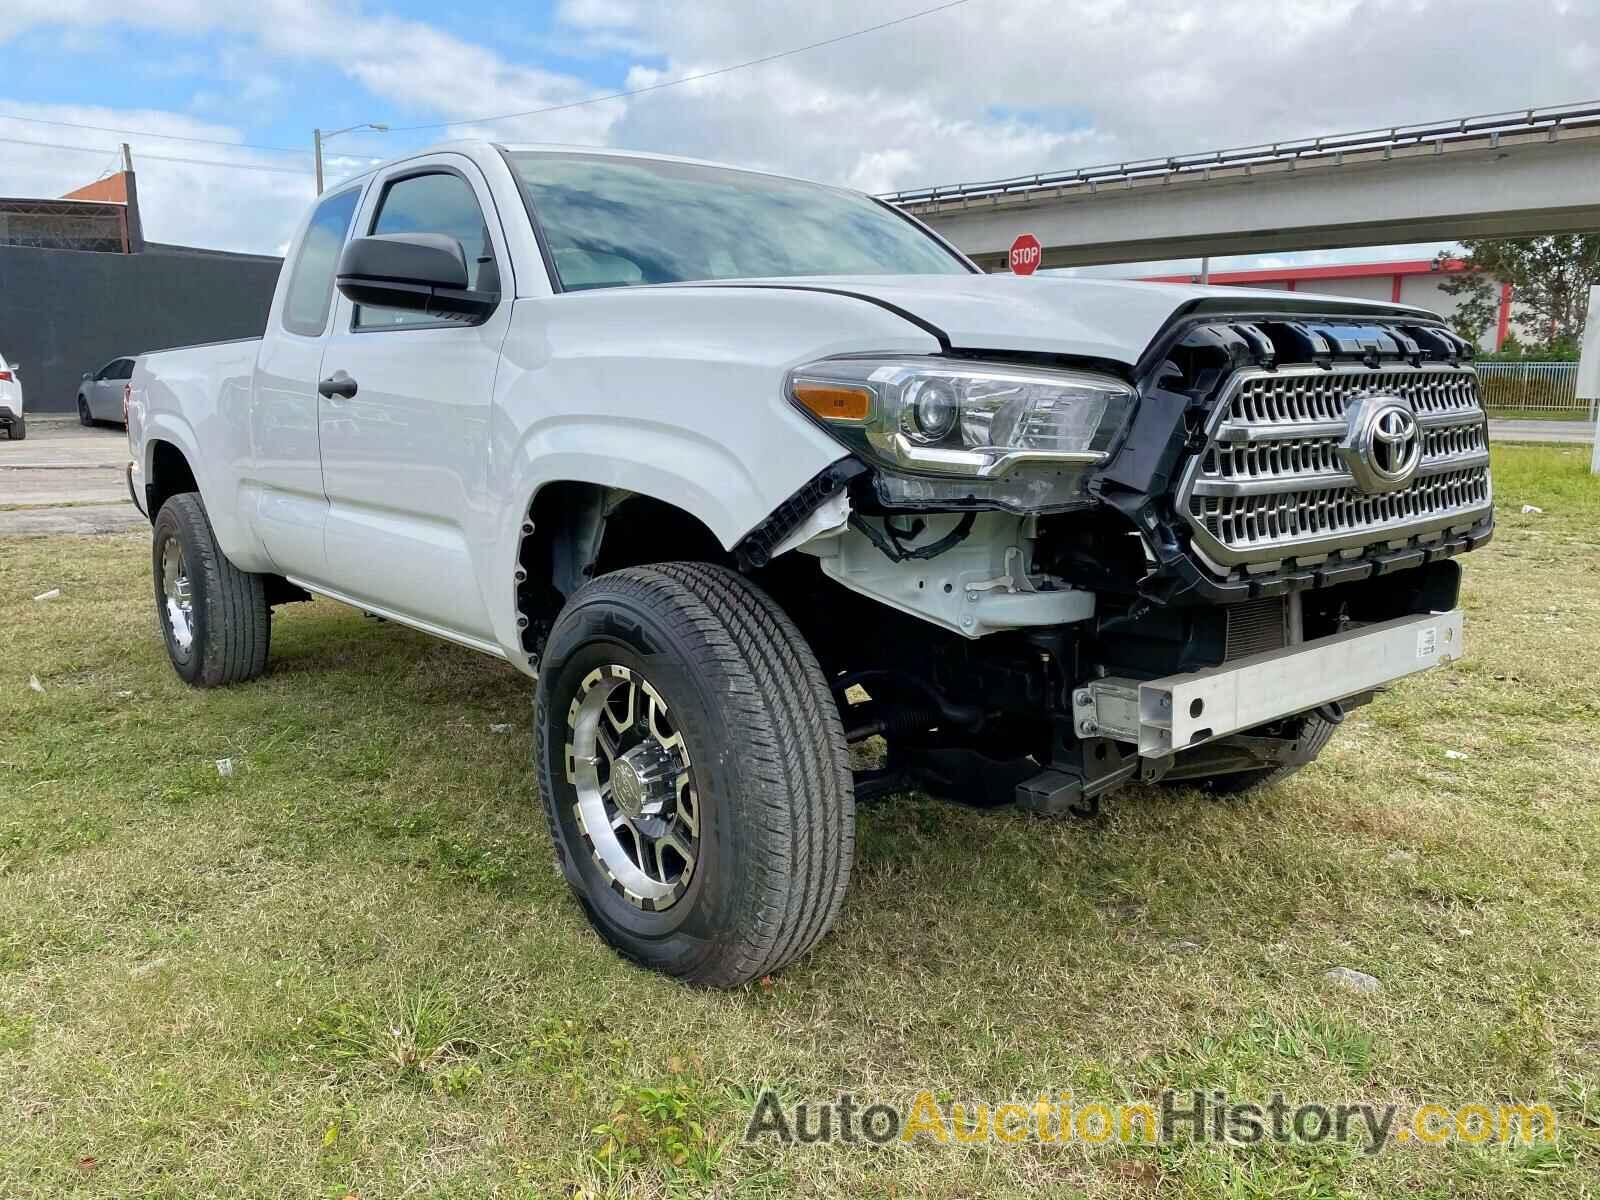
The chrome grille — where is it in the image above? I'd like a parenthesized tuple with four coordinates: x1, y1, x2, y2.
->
(1178, 364, 1492, 572)
(1228, 368, 1481, 425)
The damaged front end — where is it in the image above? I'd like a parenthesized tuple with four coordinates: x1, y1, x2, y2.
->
(745, 309, 1492, 809)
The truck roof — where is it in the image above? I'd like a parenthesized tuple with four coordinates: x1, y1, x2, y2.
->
(327, 139, 831, 192)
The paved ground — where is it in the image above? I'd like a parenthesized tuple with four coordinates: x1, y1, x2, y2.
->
(0, 503, 147, 535)
(0, 416, 144, 534)
(1489, 418, 1594, 445)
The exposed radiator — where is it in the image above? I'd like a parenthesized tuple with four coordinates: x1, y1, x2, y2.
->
(1224, 596, 1291, 661)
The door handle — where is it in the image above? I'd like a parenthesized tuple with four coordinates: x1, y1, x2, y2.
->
(318, 371, 358, 400)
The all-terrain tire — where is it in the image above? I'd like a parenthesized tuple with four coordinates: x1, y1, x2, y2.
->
(535, 562, 855, 988)
(1170, 713, 1341, 795)
(152, 492, 271, 687)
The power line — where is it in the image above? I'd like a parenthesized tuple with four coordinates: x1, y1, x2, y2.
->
(2, 0, 977, 160)
(0, 133, 319, 176)
(383, 0, 978, 133)
(0, 110, 313, 157)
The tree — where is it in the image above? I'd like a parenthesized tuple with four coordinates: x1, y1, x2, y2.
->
(1437, 235, 1600, 352)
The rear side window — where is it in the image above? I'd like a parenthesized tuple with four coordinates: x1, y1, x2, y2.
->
(282, 187, 361, 337)
(354, 171, 495, 330)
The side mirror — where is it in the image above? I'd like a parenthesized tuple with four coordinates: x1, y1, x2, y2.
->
(82, 371, 92, 380)
(335, 233, 497, 320)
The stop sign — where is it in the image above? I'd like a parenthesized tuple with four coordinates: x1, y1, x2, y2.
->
(1009, 233, 1042, 275)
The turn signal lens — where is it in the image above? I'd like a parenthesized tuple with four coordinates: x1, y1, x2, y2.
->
(792, 380, 872, 423)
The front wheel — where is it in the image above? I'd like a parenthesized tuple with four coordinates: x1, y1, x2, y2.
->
(151, 493, 271, 686)
(535, 563, 855, 988)
(78, 395, 94, 426)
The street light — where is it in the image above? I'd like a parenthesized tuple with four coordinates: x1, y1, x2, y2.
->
(314, 123, 389, 193)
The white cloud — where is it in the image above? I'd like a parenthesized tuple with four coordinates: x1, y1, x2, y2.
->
(3, 0, 1598, 262)
(0, 103, 314, 254)
(3, 0, 624, 142)
(576, 0, 1599, 193)
(0, 0, 625, 250)
(558, 0, 648, 33)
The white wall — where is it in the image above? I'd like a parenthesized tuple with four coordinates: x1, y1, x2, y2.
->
(1207, 272, 1506, 348)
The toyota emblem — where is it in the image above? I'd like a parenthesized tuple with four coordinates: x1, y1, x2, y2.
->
(1338, 396, 1422, 493)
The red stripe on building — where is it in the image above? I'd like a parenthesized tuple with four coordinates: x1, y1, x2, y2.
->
(1141, 258, 1466, 286)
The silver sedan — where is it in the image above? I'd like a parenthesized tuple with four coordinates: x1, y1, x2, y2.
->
(77, 356, 135, 426)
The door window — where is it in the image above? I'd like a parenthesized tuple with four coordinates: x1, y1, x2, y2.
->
(354, 171, 496, 330)
(282, 187, 361, 338)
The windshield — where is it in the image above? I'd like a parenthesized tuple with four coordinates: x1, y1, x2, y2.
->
(506, 151, 970, 291)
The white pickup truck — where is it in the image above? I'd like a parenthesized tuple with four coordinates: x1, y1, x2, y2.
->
(127, 141, 1492, 986)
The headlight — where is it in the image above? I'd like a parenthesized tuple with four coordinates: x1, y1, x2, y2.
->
(787, 357, 1135, 479)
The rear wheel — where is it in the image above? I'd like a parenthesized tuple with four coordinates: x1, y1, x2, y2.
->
(6, 415, 23, 440)
(151, 493, 271, 687)
(535, 563, 854, 987)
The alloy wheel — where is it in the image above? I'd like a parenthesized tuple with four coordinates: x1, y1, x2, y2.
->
(565, 664, 699, 911)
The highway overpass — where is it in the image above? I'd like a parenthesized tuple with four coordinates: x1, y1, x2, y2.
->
(885, 102, 1600, 269)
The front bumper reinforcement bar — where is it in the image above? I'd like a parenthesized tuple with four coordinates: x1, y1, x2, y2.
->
(1074, 610, 1464, 758)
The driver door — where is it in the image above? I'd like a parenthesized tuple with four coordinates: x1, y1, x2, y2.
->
(315, 157, 511, 640)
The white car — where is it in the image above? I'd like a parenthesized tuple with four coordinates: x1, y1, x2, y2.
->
(125, 142, 1493, 986)
(0, 351, 24, 440)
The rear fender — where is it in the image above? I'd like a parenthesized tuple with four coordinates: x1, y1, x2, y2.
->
(135, 368, 274, 574)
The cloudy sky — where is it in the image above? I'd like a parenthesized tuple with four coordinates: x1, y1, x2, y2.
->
(3, 0, 1597, 271)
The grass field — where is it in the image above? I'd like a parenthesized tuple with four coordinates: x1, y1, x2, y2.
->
(4, 445, 1599, 1198)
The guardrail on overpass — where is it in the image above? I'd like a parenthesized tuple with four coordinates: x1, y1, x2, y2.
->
(886, 101, 1600, 268)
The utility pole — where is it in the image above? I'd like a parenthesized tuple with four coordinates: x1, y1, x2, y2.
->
(1199, 256, 1210, 285)
(314, 123, 389, 194)
(1579, 285, 1600, 473)
(118, 143, 144, 253)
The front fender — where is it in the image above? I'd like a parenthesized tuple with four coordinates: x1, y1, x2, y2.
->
(482, 287, 940, 661)
(507, 417, 836, 551)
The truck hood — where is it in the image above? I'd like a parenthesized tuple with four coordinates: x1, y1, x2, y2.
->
(696, 273, 1432, 366)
